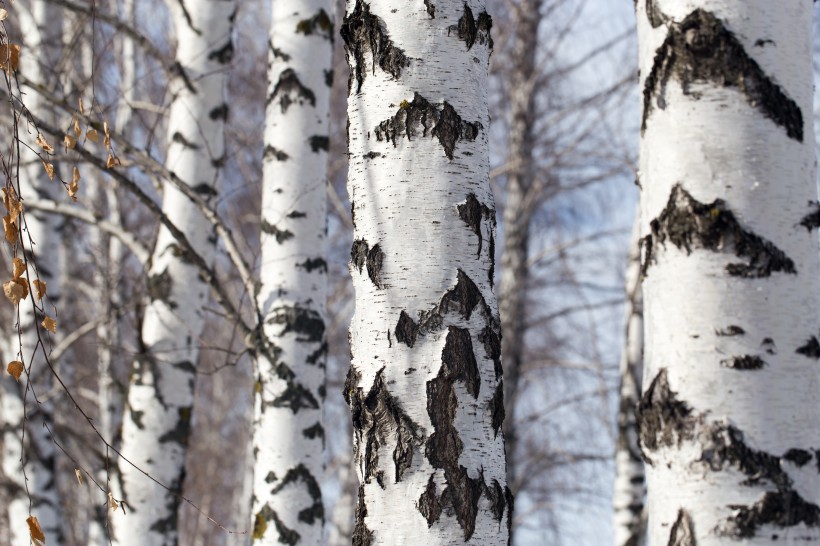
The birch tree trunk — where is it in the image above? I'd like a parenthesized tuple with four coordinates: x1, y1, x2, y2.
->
(250, 0, 333, 542)
(341, 0, 512, 542)
(498, 0, 540, 516)
(1, 3, 65, 544)
(613, 217, 645, 546)
(114, 2, 234, 544)
(637, 1, 820, 544)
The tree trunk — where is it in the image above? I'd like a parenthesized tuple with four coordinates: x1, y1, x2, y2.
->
(250, 0, 333, 543)
(637, 1, 820, 544)
(1, 2, 65, 544)
(498, 0, 540, 516)
(114, 1, 234, 544)
(341, 0, 512, 542)
(613, 216, 645, 546)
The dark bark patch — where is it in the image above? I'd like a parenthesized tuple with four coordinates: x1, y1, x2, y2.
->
(298, 257, 328, 274)
(252, 504, 298, 543)
(271, 464, 324, 525)
(478, 324, 502, 379)
(269, 68, 316, 113)
(264, 145, 290, 161)
(374, 93, 482, 160)
(341, 0, 410, 94)
(490, 381, 504, 438)
(351, 239, 369, 273)
(783, 448, 812, 467)
(208, 103, 229, 121)
(761, 338, 776, 355)
(268, 305, 325, 343)
(272, 383, 320, 413)
(192, 183, 218, 197)
(324, 69, 334, 87)
(261, 220, 294, 243)
(642, 9, 803, 141)
(457, 193, 493, 257)
(441, 326, 480, 398)
(642, 183, 796, 278)
(207, 40, 234, 64)
(157, 406, 192, 446)
(395, 311, 420, 348)
(646, 0, 669, 28)
(727, 491, 820, 538)
(667, 509, 695, 546)
(287, 210, 307, 219)
(424, 0, 435, 18)
(171, 131, 199, 150)
(295, 9, 334, 42)
(308, 135, 329, 153)
(363, 151, 381, 159)
(347, 368, 423, 485)
(302, 422, 325, 440)
(488, 229, 495, 287)
(452, 5, 493, 50)
(306, 341, 328, 366)
(716, 325, 744, 336)
(637, 368, 695, 462)
(796, 335, 820, 359)
(418, 474, 442, 526)
(147, 268, 174, 306)
(352, 485, 374, 546)
(800, 202, 820, 231)
(720, 355, 766, 370)
(269, 40, 291, 62)
(366, 244, 384, 289)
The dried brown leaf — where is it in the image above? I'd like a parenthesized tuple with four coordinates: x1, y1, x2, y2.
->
(0, 9, 9, 21)
(0, 44, 20, 73)
(86, 128, 99, 143)
(73, 114, 81, 138)
(35, 133, 54, 154)
(4, 279, 26, 305)
(6, 360, 23, 381)
(106, 153, 120, 169)
(12, 257, 24, 279)
(32, 279, 46, 301)
(104, 121, 110, 149)
(42, 315, 56, 334)
(75, 468, 83, 485)
(27, 515, 45, 546)
(108, 491, 119, 511)
(3, 215, 18, 244)
(64, 134, 76, 149)
(42, 161, 54, 180)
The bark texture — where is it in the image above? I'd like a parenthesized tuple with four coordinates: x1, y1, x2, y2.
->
(342, 0, 511, 543)
(637, 1, 820, 544)
(114, 2, 234, 545)
(251, 0, 333, 543)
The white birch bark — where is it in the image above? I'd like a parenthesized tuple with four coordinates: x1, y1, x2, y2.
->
(613, 216, 645, 546)
(114, 2, 234, 544)
(250, 0, 333, 543)
(342, 0, 511, 542)
(637, 1, 820, 544)
(1, 2, 65, 544)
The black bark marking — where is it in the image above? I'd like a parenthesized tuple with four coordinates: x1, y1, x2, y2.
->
(171, 131, 199, 149)
(667, 509, 695, 546)
(341, 0, 410, 94)
(366, 244, 384, 289)
(147, 269, 174, 306)
(308, 135, 329, 153)
(192, 183, 218, 197)
(297, 257, 328, 273)
(269, 68, 316, 113)
(637, 368, 695, 463)
(441, 327, 480, 398)
(646, 0, 669, 29)
(207, 40, 234, 64)
(261, 220, 294, 243)
(761, 338, 776, 355)
(306, 341, 328, 366)
(351, 239, 369, 273)
(303, 422, 325, 440)
(272, 383, 320, 413)
(157, 406, 192, 446)
(488, 229, 495, 287)
(424, 0, 435, 18)
(642, 9, 803, 141)
(374, 93, 482, 160)
(346, 368, 423, 485)
(324, 69, 334, 87)
(287, 210, 307, 219)
(720, 355, 766, 370)
(264, 145, 290, 161)
(799, 202, 820, 231)
(268, 305, 325, 343)
(642, 184, 796, 278)
(452, 5, 493, 50)
(208, 103, 229, 121)
(716, 325, 744, 336)
(490, 381, 504, 438)
(363, 151, 381, 159)
(271, 464, 324, 525)
(728, 492, 820, 538)
(783, 448, 812, 467)
(352, 485, 374, 546)
(295, 9, 334, 42)
(418, 474, 442, 526)
(395, 311, 419, 348)
(170, 61, 197, 94)
(796, 335, 820, 359)
(478, 324, 502, 379)
(269, 40, 291, 61)
(457, 193, 493, 257)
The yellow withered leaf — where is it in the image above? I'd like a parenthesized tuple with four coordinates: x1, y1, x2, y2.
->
(106, 153, 120, 169)
(79, 97, 85, 115)
(0, 9, 9, 21)
(32, 280, 46, 301)
(75, 468, 83, 485)
(104, 121, 110, 149)
(42, 316, 56, 334)
(7, 360, 23, 381)
(12, 257, 24, 279)
(3, 215, 18, 244)
(4, 278, 26, 305)
(86, 128, 99, 143)
(35, 133, 54, 154)
(0, 44, 20, 74)
(27, 515, 45, 546)
(68, 167, 79, 201)
(108, 491, 119, 511)
(42, 161, 54, 180)
(73, 114, 81, 138)
(64, 134, 76, 149)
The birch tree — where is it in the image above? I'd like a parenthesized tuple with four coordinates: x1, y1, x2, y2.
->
(114, 1, 235, 544)
(613, 218, 644, 546)
(637, 1, 820, 544)
(341, 0, 511, 542)
(250, 0, 333, 543)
